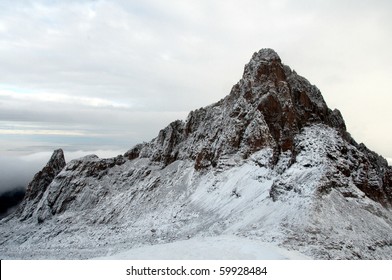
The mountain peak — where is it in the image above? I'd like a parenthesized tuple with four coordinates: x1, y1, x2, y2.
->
(2, 49, 392, 260)
(242, 48, 284, 83)
(251, 48, 281, 62)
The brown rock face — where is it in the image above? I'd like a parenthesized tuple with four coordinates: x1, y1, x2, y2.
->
(354, 144, 392, 207)
(242, 51, 345, 155)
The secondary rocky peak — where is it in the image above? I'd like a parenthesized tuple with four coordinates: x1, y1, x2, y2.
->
(16, 149, 66, 221)
(48, 149, 66, 171)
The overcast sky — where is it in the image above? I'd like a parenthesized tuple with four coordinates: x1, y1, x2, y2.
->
(0, 0, 391, 180)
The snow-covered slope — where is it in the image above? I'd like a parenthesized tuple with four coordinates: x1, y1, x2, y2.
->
(1, 49, 391, 259)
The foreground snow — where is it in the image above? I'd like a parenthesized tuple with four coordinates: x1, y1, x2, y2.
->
(95, 235, 310, 260)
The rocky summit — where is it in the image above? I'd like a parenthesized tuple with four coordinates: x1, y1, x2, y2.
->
(1, 49, 391, 259)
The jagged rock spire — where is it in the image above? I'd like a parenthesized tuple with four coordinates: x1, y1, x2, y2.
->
(17, 149, 66, 221)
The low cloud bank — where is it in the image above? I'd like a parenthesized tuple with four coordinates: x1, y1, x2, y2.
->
(0, 155, 45, 194)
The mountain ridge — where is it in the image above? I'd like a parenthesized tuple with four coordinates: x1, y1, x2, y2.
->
(1, 48, 391, 259)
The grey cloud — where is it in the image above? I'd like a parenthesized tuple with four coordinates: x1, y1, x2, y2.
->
(0, 0, 229, 110)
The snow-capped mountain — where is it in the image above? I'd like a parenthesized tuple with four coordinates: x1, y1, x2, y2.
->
(1, 49, 391, 259)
